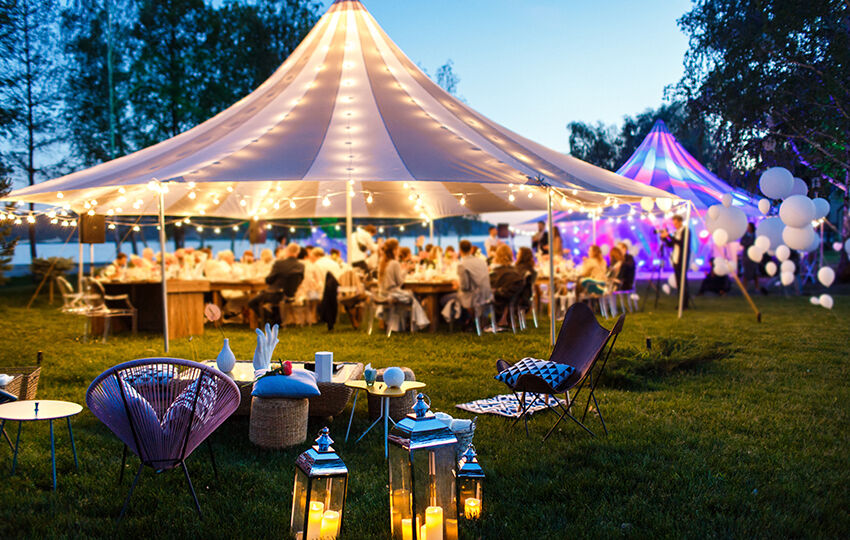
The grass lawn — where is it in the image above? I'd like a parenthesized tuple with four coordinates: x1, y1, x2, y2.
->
(0, 280, 848, 538)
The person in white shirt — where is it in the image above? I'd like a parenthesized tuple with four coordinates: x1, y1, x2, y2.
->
(484, 226, 500, 259)
(312, 247, 343, 286)
(349, 225, 377, 272)
(660, 215, 691, 309)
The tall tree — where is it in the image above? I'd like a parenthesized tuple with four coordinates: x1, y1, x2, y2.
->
(566, 121, 621, 171)
(676, 0, 850, 242)
(0, 0, 64, 259)
(435, 59, 460, 96)
(0, 158, 18, 284)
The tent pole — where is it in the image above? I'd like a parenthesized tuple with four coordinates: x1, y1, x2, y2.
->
(345, 183, 353, 263)
(89, 243, 94, 277)
(677, 202, 691, 319)
(158, 186, 170, 352)
(78, 237, 83, 293)
(429, 219, 434, 244)
(547, 186, 556, 348)
(592, 213, 597, 244)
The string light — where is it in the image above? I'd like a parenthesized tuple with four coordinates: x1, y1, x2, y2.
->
(366, 193, 373, 204)
(214, 227, 221, 234)
(459, 195, 466, 206)
(289, 200, 296, 209)
(232, 225, 239, 231)
(322, 196, 331, 207)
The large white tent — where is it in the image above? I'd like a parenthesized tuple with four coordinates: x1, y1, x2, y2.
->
(3, 0, 676, 349)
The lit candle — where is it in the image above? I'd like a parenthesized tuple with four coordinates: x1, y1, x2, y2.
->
(392, 489, 408, 533)
(401, 518, 413, 540)
(306, 501, 324, 540)
(319, 509, 340, 539)
(425, 506, 443, 540)
(464, 498, 481, 520)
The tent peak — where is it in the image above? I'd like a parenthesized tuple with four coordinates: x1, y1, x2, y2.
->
(651, 119, 669, 133)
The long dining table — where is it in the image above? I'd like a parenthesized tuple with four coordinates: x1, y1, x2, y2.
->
(402, 280, 458, 332)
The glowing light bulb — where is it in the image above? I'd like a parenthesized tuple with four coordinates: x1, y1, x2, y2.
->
(289, 226, 295, 233)
(56, 192, 63, 199)
(187, 181, 196, 189)
(322, 196, 331, 207)
(196, 226, 203, 232)
(378, 227, 384, 233)
(188, 192, 196, 199)
(311, 227, 317, 233)
(87, 210, 95, 216)
(226, 186, 234, 192)
(118, 187, 125, 194)
(240, 199, 247, 207)
(214, 227, 221, 234)
(175, 221, 182, 228)
(399, 225, 405, 231)
(402, 182, 409, 189)
(459, 196, 466, 206)
(366, 194, 373, 204)
(508, 193, 515, 202)
(108, 224, 116, 230)
(232, 225, 239, 231)
(213, 198, 220, 205)
(133, 225, 141, 232)
(290, 200, 296, 209)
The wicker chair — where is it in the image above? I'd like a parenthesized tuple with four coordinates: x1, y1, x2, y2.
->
(86, 358, 240, 518)
(0, 388, 16, 450)
(81, 278, 138, 342)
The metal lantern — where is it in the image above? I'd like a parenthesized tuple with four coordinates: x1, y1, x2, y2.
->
(388, 393, 459, 540)
(456, 444, 484, 520)
(291, 427, 348, 540)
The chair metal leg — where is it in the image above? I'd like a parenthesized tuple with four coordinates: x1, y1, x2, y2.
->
(119, 462, 144, 520)
(119, 444, 128, 484)
(474, 315, 482, 336)
(509, 306, 517, 334)
(345, 390, 359, 442)
(531, 305, 538, 328)
(206, 439, 218, 482)
(489, 305, 496, 332)
(181, 461, 202, 517)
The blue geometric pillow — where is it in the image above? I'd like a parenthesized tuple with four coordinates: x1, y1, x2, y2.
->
(495, 357, 574, 389)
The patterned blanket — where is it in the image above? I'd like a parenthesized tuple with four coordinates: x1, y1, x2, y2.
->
(456, 394, 566, 418)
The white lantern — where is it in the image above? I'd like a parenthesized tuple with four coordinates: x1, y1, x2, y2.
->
(782, 225, 815, 251)
(759, 167, 794, 199)
(779, 195, 815, 228)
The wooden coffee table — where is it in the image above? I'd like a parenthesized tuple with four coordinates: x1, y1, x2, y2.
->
(344, 380, 426, 458)
(0, 400, 82, 490)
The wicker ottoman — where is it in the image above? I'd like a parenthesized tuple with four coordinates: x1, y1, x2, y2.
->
(368, 367, 416, 422)
(249, 396, 309, 449)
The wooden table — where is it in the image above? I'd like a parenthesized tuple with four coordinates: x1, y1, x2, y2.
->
(345, 380, 426, 458)
(102, 280, 209, 339)
(403, 281, 457, 332)
(0, 400, 81, 490)
(207, 280, 266, 307)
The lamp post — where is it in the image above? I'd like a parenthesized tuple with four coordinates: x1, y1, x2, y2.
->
(291, 427, 348, 540)
(388, 394, 459, 540)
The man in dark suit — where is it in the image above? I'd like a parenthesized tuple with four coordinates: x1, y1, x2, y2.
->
(660, 215, 691, 309)
(248, 243, 305, 319)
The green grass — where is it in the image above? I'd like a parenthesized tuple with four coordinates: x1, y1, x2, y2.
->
(0, 281, 848, 539)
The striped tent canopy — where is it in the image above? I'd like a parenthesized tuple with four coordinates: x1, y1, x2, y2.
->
(2, 0, 669, 220)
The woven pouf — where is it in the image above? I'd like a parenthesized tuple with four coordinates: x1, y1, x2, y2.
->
(368, 367, 416, 422)
(249, 396, 309, 449)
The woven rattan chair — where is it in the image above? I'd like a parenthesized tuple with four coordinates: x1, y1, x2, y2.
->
(495, 302, 624, 440)
(0, 388, 16, 450)
(86, 358, 240, 518)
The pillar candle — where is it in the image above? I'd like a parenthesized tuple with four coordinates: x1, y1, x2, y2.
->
(425, 506, 443, 540)
(306, 501, 324, 540)
(464, 498, 481, 519)
(392, 489, 409, 533)
(401, 518, 412, 540)
(319, 509, 340, 539)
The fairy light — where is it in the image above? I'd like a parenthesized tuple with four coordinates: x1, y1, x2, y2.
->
(108, 224, 116, 230)
(232, 225, 239, 231)
(214, 227, 221, 234)
(508, 193, 516, 202)
(187, 182, 196, 189)
(226, 186, 234, 192)
(175, 221, 182, 228)
(366, 193, 373, 204)
(399, 225, 405, 231)
(289, 226, 296, 233)
(322, 196, 331, 207)
(265, 224, 272, 230)
(133, 225, 140, 232)
(311, 227, 317, 233)
(56, 192, 63, 199)
(289, 200, 296, 209)
(188, 192, 197, 199)
(196, 226, 203, 232)
(459, 195, 466, 206)
(240, 199, 247, 207)
(378, 226, 385, 234)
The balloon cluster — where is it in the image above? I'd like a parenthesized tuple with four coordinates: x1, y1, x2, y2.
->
(704, 188, 748, 276)
(752, 167, 835, 309)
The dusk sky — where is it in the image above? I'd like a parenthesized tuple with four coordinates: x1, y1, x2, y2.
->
(325, 0, 693, 153)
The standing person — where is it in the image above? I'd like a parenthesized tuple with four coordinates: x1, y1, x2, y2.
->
(740, 222, 766, 294)
(248, 243, 304, 320)
(484, 226, 500, 259)
(531, 221, 549, 255)
(349, 224, 377, 273)
(660, 215, 691, 309)
(615, 242, 636, 291)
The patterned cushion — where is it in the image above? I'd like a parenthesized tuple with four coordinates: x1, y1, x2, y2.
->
(494, 358, 574, 389)
(162, 375, 218, 426)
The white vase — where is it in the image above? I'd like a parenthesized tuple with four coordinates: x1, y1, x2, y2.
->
(216, 338, 236, 373)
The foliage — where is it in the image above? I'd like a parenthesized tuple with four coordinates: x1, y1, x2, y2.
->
(29, 256, 75, 280)
(435, 59, 460, 96)
(0, 282, 847, 537)
(566, 121, 622, 171)
(676, 0, 850, 236)
(0, 159, 17, 284)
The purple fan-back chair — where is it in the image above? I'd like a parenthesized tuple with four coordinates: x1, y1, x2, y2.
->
(86, 358, 240, 518)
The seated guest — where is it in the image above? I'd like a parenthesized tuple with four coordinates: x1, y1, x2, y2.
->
(398, 246, 415, 273)
(124, 255, 152, 281)
(253, 248, 274, 279)
(485, 226, 500, 260)
(489, 245, 523, 325)
(615, 242, 636, 291)
(698, 258, 732, 296)
(101, 252, 128, 280)
(295, 247, 324, 303)
(312, 247, 343, 284)
(378, 239, 429, 331)
(329, 248, 344, 268)
(608, 246, 624, 288)
(443, 246, 458, 274)
(248, 243, 304, 320)
(578, 245, 608, 295)
(515, 246, 535, 277)
(241, 250, 255, 265)
(453, 239, 493, 326)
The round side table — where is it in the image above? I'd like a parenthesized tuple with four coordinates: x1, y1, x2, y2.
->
(344, 380, 426, 458)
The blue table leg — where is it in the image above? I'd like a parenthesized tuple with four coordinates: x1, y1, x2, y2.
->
(49, 419, 56, 490)
(67, 417, 78, 469)
(11, 422, 22, 474)
(345, 390, 359, 442)
(383, 397, 389, 459)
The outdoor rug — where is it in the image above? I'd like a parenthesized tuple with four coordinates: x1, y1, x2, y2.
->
(456, 394, 566, 418)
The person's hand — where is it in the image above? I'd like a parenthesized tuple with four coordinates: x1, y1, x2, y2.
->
(659, 229, 669, 238)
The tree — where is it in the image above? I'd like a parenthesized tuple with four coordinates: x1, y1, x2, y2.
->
(0, 0, 65, 260)
(0, 158, 17, 284)
(676, 0, 850, 244)
(566, 121, 621, 171)
(435, 59, 460, 96)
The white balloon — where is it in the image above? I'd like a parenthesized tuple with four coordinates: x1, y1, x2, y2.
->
(707, 205, 720, 220)
(640, 197, 654, 212)
(789, 177, 808, 197)
(758, 198, 771, 215)
(780, 271, 795, 286)
(779, 195, 816, 227)
(819, 294, 834, 310)
(629, 245, 641, 257)
(846, 238, 850, 254)
(706, 205, 748, 241)
(833, 242, 843, 251)
(756, 217, 785, 252)
(812, 198, 830, 220)
(782, 225, 816, 251)
(690, 262, 700, 272)
(667, 273, 678, 288)
(713, 258, 729, 276)
(780, 260, 796, 274)
(662, 283, 671, 295)
(747, 245, 763, 262)
(721, 193, 733, 207)
(755, 235, 771, 251)
(810, 296, 820, 305)
(802, 232, 821, 253)
(765, 261, 777, 276)
(759, 167, 794, 199)
(657, 198, 673, 212)
(622, 238, 632, 247)
(817, 267, 835, 288)
(712, 228, 729, 246)
(600, 244, 610, 255)
(630, 293, 639, 301)
(775, 245, 791, 261)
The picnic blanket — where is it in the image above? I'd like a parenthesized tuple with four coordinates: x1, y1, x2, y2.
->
(456, 394, 566, 418)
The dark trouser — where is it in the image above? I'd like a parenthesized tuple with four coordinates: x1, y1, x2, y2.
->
(673, 263, 690, 308)
(248, 291, 284, 317)
(351, 260, 369, 273)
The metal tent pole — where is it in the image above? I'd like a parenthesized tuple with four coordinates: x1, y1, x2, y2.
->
(592, 213, 597, 244)
(89, 244, 94, 277)
(157, 185, 170, 352)
(547, 186, 556, 348)
(77, 238, 83, 293)
(677, 202, 692, 319)
(429, 219, 434, 244)
(345, 183, 353, 263)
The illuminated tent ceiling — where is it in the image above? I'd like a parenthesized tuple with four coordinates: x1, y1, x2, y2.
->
(2, 0, 670, 220)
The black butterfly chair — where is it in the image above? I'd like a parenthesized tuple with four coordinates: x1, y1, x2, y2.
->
(0, 389, 17, 450)
(495, 302, 625, 439)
